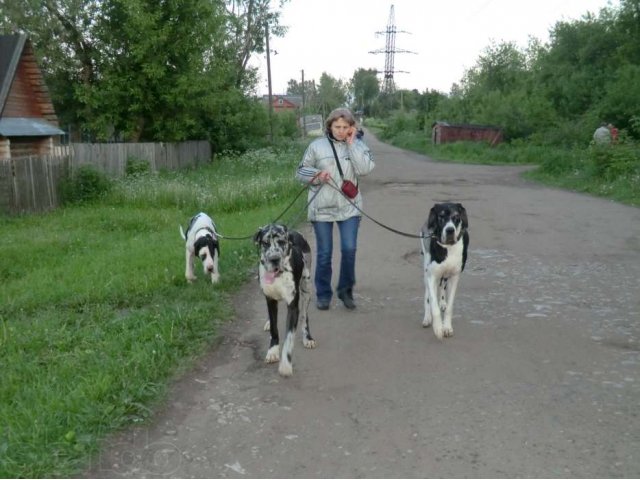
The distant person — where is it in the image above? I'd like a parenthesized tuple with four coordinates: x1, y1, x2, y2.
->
(593, 123, 611, 145)
(296, 108, 375, 311)
(608, 123, 619, 143)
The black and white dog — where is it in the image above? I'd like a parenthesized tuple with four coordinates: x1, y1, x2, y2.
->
(254, 224, 316, 377)
(179, 212, 220, 284)
(420, 203, 469, 339)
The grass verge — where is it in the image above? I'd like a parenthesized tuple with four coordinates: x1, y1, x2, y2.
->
(369, 125, 639, 206)
(0, 144, 306, 478)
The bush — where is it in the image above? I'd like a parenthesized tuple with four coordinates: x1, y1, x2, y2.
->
(586, 143, 640, 180)
(125, 156, 151, 177)
(59, 165, 112, 205)
(382, 111, 419, 139)
(272, 111, 300, 140)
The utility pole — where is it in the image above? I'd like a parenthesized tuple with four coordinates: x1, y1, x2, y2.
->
(301, 69, 307, 137)
(265, 21, 274, 142)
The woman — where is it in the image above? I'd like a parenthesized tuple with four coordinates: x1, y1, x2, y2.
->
(296, 108, 375, 310)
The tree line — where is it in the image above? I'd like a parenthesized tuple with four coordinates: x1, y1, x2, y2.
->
(289, 0, 639, 146)
(2, 0, 638, 151)
(0, 0, 291, 152)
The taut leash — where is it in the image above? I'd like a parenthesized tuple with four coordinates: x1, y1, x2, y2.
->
(218, 178, 448, 242)
(217, 183, 320, 241)
(326, 179, 427, 240)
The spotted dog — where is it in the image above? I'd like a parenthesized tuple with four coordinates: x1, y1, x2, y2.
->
(420, 203, 469, 339)
(254, 224, 316, 377)
(179, 212, 220, 284)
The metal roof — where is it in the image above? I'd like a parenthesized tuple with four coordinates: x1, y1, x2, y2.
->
(0, 117, 65, 136)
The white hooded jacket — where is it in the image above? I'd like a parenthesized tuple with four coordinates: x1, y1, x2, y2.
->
(296, 134, 375, 222)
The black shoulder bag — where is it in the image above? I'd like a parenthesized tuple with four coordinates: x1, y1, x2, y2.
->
(328, 138, 359, 199)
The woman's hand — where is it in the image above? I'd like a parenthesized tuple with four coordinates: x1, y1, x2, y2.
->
(346, 126, 357, 145)
(313, 171, 332, 183)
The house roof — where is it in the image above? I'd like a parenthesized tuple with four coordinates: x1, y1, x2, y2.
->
(262, 94, 303, 107)
(0, 33, 26, 113)
(0, 117, 65, 136)
(0, 33, 63, 137)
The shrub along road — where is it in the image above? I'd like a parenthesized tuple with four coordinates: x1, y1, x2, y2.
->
(85, 132, 640, 478)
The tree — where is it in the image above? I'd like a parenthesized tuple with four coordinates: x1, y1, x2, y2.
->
(350, 68, 379, 115)
(316, 73, 347, 119)
(286, 78, 318, 114)
(462, 41, 527, 96)
(225, 0, 289, 89)
(0, 0, 288, 145)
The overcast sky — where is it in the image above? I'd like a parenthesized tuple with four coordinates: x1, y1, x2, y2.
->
(251, 0, 617, 96)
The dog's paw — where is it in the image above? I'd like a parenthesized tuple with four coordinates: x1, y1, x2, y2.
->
(278, 362, 293, 377)
(443, 326, 454, 337)
(433, 323, 445, 340)
(422, 316, 432, 328)
(265, 346, 280, 363)
(186, 275, 197, 283)
(303, 337, 317, 349)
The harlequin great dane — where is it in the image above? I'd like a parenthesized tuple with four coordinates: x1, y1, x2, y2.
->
(254, 224, 316, 377)
(179, 212, 220, 284)
(420, 203, 469, 339)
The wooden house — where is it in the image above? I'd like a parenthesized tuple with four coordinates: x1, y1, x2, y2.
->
(0, 33, 65, 160)
(432, 121, 503, 146)
(262, 94, 302, 113)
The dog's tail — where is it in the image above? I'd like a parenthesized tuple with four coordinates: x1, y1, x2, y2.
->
(179, 225, 187, 240)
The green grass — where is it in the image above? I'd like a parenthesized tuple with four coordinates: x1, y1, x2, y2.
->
(371, 126, 640, 206)
(2, 132, 636, 477)
(0, 144, 307, 478)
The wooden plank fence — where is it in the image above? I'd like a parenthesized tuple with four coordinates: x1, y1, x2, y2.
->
(0, 140, 211, 214)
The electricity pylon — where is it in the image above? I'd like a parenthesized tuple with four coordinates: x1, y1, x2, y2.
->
(369, 4, 415, 93)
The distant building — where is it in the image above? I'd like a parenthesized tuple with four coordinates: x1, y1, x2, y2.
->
(262, 94, 302, 113)
(0, 33, 65, 159)
(432, 121, 503, 146)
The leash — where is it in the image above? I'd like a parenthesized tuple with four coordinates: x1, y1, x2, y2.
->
(217, 178, 459, 243)
(326, 179, 427, 240)
(217, 183, 319, 241)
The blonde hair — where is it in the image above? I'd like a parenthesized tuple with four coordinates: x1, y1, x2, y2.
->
(325, 108, 356, 133)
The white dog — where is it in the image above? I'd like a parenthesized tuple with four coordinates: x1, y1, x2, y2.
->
(179, 212, 220, 284)
(420, 203, 469, 339)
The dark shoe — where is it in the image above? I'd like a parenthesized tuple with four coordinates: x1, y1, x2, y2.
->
(338, 289, 356, 310)
(316, 300, 330, 310)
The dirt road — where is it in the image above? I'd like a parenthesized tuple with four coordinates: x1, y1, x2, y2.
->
(86, 132, 640, 478)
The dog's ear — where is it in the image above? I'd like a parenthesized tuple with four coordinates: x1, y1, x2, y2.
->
(457, 204, 469, 230)
(421, 206, 438, 238)
(427, 206, 438, 232)
(253, 228, 264, 245)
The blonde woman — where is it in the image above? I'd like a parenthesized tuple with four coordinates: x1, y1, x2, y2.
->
(296, 108, 375, 310)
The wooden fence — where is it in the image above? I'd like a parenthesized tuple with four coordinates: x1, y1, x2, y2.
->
(0, 140, 211, 214)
